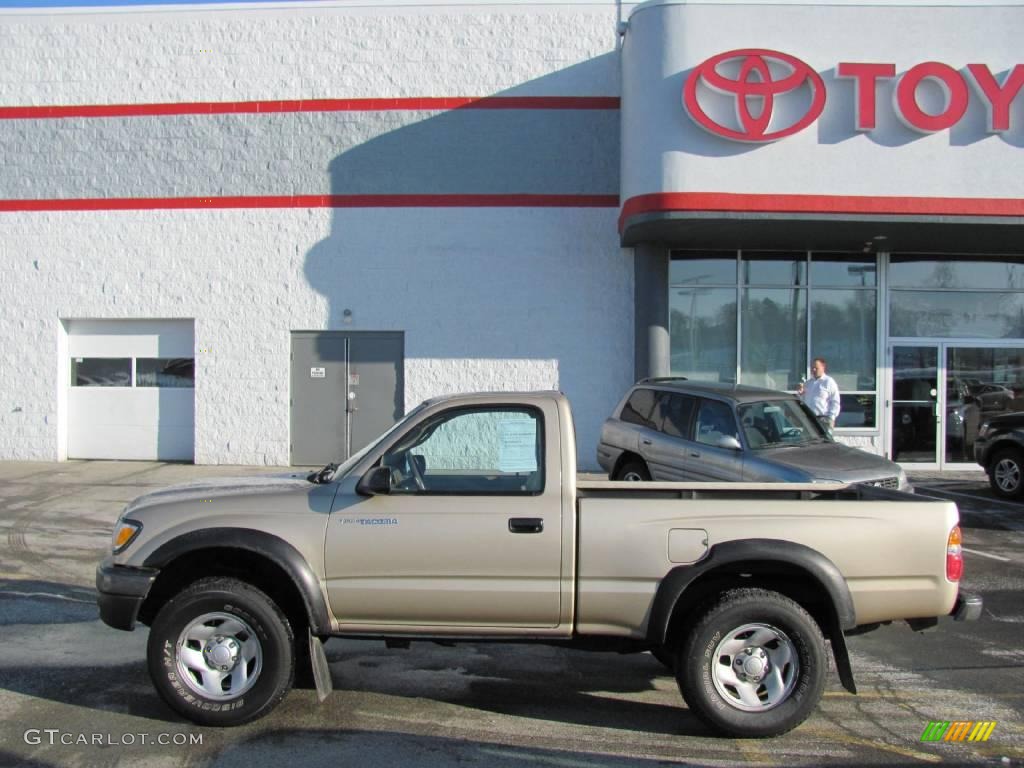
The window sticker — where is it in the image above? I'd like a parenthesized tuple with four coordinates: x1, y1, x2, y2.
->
(498, 418, 538, 473)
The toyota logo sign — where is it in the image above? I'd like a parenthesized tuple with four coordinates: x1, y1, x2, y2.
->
(684, 49, 826, 142)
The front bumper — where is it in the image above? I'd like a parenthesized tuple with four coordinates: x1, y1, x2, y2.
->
(95, 557, 158, 631)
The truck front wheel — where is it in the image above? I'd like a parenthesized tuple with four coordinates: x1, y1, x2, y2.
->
(676, 588, 826, 738)
(147, 577, 295, 726)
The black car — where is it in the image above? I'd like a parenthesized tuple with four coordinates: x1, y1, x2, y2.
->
(974, 411, 1024, 499)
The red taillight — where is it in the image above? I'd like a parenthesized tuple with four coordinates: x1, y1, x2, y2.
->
(946, 525, 963, 581)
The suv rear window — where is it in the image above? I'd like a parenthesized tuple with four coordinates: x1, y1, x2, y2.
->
(656, 393, 697, 438)
(620, 388, 658, 428)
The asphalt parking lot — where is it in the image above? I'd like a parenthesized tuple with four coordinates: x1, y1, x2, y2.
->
(1, 461, 1022, 767)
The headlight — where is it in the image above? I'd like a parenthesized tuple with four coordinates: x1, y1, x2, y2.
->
(897, 468, 912, 492)
(111, 520, 142, 553)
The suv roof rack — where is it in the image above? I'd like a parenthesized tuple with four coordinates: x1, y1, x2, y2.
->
(636, 376, 688, 384)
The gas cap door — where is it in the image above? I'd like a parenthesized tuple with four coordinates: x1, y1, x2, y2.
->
(668, 528, 709, 564)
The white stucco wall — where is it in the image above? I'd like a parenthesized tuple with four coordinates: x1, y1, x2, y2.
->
(0, 2, 631, 468)
(1, 207, 631, 467)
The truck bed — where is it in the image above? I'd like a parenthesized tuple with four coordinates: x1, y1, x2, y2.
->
(573, 478, 959, 635)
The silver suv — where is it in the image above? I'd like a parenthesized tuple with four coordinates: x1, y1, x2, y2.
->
(598, 378, 910, 489)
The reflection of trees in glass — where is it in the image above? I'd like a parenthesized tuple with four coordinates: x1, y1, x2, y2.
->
(931, 261, 956, 289)
(741, 291, 806, 390)
(893, 291, 1024, 338)
(811, 291, 876, 389)
(669, 289, 737, 382)
(1002, 305, 1024, 338)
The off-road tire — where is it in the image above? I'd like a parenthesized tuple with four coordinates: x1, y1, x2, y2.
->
(147, 577, 295, 727)
(676, 588, 827, 738)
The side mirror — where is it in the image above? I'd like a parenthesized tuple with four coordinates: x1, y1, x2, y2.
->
(356, 466, 392, 496)
(716, 435, 742, 451)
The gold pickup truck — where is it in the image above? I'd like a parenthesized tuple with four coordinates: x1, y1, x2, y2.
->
(96, 391, 980, 737)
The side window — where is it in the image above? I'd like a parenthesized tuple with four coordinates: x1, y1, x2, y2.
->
(660, 394, 696, 438)
(380, 407, 543, 495)
(694, 399, 739, 446)
(620, 388, 657, 428)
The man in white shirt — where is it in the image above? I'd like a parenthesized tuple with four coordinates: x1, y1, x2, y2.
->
(798, 357, 841, 429)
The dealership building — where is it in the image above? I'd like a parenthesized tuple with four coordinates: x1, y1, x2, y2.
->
(1, 0, 1022, 471)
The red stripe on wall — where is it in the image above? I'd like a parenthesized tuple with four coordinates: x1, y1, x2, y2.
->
(0, 194, 621, 212)
(619, 192, 1024, 231)
(0, 96, 621, 120)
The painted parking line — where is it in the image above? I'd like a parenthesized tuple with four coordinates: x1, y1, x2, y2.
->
(963, 547, 1012, 563)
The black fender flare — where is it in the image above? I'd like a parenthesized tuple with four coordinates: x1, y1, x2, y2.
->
(143, 527, 332, 635)
(647, 538, 857, 646)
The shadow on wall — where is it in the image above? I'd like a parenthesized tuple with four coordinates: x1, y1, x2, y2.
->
(301, 54, 632, 460)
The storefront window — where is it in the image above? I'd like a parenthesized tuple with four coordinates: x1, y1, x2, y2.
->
(669, 253, 737, 285)
(740, 288, 806, 390)
(837, 394, 876, 429)
(810, 254, 877, 287)
(946, 347, 1024, 463)
(669, 250, 879, 429)
(890, 256, 1024, 290)
(890, 291, 1024, 338)
(811, 289, 877, 390)
(669, 287, 737, 382)
(741, 252, 806, 286)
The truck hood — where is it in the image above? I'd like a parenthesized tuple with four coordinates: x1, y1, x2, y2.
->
(760, 443, 900, 482)
(123, 472, 317, 516)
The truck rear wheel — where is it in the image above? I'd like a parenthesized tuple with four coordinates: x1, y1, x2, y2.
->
(676, 588, 826, 738)
(147, 577, 295, 726)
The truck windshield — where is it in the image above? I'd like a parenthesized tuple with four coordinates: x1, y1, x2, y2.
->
(737, 400, 829, 450)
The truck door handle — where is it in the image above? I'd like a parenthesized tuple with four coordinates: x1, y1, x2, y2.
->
(689, 451, 701, 458)
(641, 439, 652, 446)
(508, 518, 543, 534)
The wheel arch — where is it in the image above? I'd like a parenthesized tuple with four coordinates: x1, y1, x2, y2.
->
(611, 451, 646, 478)
(986, 438, 1024, 468)
(648, 539, 857, 692)
(139, 528, 332, 636)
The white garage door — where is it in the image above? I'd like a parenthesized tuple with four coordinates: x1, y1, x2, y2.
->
(68, 319, 195, 461)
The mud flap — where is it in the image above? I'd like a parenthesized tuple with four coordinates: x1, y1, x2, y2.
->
(309, 631, 333, 703)
(831, 630, 857, 695)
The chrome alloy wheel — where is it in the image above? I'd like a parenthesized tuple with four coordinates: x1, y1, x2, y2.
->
(710, 623, 799, 712)
(175, 612, 263, 699)
(994, 457, 1022, 493)
(622, 471, 645, 481)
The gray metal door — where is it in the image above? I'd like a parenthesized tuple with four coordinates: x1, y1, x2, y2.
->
(290, 331, 404, 466)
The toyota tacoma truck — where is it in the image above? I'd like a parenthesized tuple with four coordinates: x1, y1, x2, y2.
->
(96, 391, 980, 737)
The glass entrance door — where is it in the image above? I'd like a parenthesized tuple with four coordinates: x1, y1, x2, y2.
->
(890, 346, 940, 466)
